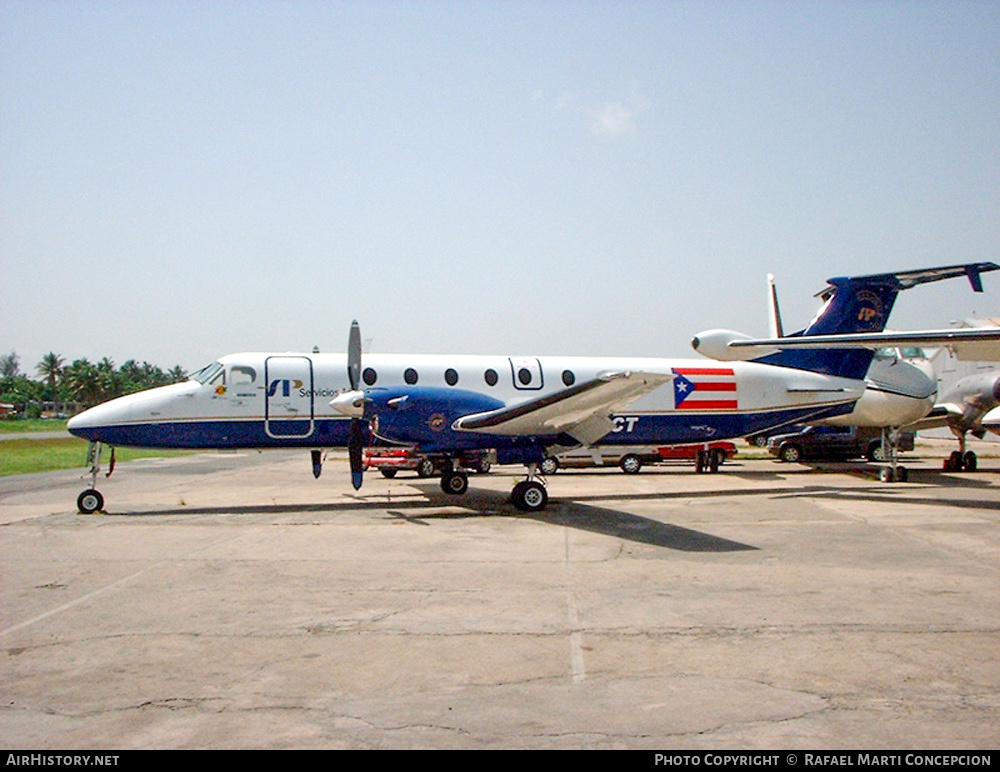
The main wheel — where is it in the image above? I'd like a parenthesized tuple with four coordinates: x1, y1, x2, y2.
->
(441, 472, 469, 495)
(619, 454, 642, 474)
(962, 451, 977, 471)
(709, 449, 723, 473)
(779, 444, 803, 463)
(539, 457, 559, 475)
(867, 442, 887, 462)
(512, 480, 548, 512)
(380, 468, 398, 478)
(77, 489, 104, 514)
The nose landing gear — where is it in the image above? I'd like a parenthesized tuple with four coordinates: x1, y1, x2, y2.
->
(77, 441, 111, 513)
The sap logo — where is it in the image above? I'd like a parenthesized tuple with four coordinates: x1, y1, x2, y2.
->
(612, 416, 640, 433)
(267, 379, 304, 398)
(855, 289, 884, 329)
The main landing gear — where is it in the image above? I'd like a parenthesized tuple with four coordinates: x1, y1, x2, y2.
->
(511, 463, 548, 512)
(876, 428, 908, 483)
(77, 441, 112, 513)
(437, 458, 549, 512)
(694, 447, 724, 474)
(942, 429, 978, 472)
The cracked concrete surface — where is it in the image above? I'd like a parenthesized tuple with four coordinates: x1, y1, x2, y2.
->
(1, 447, 998, 748)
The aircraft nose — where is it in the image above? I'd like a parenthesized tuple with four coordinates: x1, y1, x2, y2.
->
(67, 398, 132, 441)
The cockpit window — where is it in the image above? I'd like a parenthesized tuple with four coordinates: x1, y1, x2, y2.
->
(900, 347, 926, 359)
(190, 362, 224, 385)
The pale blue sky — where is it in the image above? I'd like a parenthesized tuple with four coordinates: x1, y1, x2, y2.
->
(3, 1, 998, 373)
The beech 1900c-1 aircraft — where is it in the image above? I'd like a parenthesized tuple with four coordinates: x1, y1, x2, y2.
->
(68, 262, 997, 514)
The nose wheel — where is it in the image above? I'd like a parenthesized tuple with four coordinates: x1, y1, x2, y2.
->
(77, 489, 104, 514)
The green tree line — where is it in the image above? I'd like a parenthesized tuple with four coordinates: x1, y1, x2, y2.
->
(1, 350, 186, 418)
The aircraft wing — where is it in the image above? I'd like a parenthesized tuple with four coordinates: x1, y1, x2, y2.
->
(452, 371, 674, 445)
(727, 327, 1000, 362)
(903, 402, 966, 431)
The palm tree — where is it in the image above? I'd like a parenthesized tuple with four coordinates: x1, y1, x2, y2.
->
(36, 352, 65, 401)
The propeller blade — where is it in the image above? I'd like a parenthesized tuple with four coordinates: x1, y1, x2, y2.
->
(348, 320, 362, 391)
(347, 319, 365, 489)
(349, 417, 365, 490)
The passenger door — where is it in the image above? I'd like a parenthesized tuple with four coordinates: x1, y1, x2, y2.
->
(264, 356, 314, 439)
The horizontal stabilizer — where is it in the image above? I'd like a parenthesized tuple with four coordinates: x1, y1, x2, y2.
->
(817, 261, 999, 298)
(730, 327, 1000, 361)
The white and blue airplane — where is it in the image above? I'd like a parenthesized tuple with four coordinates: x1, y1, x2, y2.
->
(68, 262, 997, 513)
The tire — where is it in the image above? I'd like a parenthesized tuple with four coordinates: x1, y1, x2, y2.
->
(879, 467, 894, 482)
(380, 468, 398, 478)
(695, 450, 706, 474)
(475, 458, 491, 474)
(441, 472, 469, 495)
(619, 454, 642, 474)
(416, 458, 435, 478)
(779, 444, 803, 463)
(962, 451, 977, 472)
(512, 480, 548, 512)
(77, 489, 104, 514)
(710, 448, 725, 471)
(895, 466, 908, 482)
(539, 457, 559, 475)
(867, 442, 887, 462)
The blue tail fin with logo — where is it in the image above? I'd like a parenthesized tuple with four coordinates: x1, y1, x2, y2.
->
(754, 263, 996, 379)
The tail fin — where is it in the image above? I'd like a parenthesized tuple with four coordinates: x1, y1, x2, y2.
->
(755, 262, 997, 379)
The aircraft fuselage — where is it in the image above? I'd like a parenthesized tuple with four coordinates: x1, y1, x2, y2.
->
(68, 351, 868, 453)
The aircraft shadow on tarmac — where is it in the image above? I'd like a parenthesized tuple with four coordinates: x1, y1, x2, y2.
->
(105, 485, 757, 553)
(101, 464, 997, 551)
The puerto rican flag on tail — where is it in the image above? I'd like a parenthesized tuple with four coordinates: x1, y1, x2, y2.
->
(672, 367, 738, 410)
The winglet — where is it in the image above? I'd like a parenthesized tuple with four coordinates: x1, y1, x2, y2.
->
(966, 264, 985, 293)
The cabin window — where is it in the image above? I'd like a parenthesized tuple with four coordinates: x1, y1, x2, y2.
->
(562, 370, 575, 387)
(230, 366, 256, 386)
(445, 368, 459, 386)
(518, 367, 532, 386)
(363, 367, 378, 386)
(484, 369, 498, 386)
(404, 368, 419, 385)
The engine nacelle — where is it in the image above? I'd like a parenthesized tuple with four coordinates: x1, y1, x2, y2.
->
(691, 329, 778, 361)
(361, 386, 505, 451)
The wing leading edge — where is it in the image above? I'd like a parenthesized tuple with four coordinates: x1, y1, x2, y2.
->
(452, 371, 674, 445)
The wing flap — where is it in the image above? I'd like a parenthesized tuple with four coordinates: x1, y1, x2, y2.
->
(453, 371, 674, 439)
